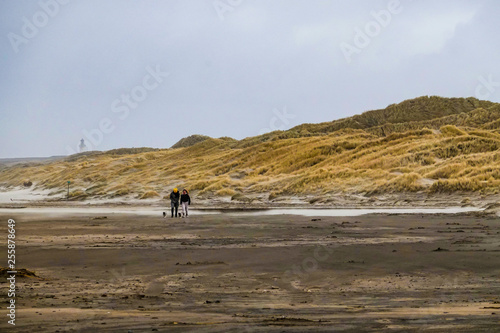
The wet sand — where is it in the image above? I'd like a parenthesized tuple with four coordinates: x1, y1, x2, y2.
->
(1, 211, 500, 332)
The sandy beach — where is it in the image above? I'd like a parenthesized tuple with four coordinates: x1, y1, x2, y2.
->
(3, 1, 500, 332)
(1, 209, 499, 332)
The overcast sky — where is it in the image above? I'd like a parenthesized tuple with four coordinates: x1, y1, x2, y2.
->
(1, 0, 499, 158)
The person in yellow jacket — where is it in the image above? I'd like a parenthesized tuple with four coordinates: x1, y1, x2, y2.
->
(169, 188, 180, 218)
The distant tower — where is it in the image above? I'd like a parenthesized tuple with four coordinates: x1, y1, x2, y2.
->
(79, 138, 87, 152)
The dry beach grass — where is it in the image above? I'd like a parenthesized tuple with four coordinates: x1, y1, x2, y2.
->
(1, 96, 500, 204)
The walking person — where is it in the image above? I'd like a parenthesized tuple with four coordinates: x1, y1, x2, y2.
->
(180, 189, 191, 217)
(170, 188, 180, 218)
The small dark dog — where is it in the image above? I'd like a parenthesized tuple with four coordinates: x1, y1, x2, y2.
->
(162, 212, 166, 218)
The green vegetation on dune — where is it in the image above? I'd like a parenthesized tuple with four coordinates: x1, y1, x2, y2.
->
(291, 96, 494, 135)
(1, 96, 500, 200)
(171, 134, 212, 148)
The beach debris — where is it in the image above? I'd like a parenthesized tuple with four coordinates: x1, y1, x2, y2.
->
(432, 247, 450, 252)
(0, 267, 40, 279)
(204, 300, 220, 304)
(176, 261, 226, 266)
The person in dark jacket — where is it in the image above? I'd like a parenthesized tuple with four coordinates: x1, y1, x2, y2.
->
(170, 188, 180, 218)
(180, 189, 191, 217)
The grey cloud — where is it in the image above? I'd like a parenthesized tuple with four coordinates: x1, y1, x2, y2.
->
(0, 0, 499, 158)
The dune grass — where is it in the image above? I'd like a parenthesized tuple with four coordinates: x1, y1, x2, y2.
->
(2, 96, 500, 200)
